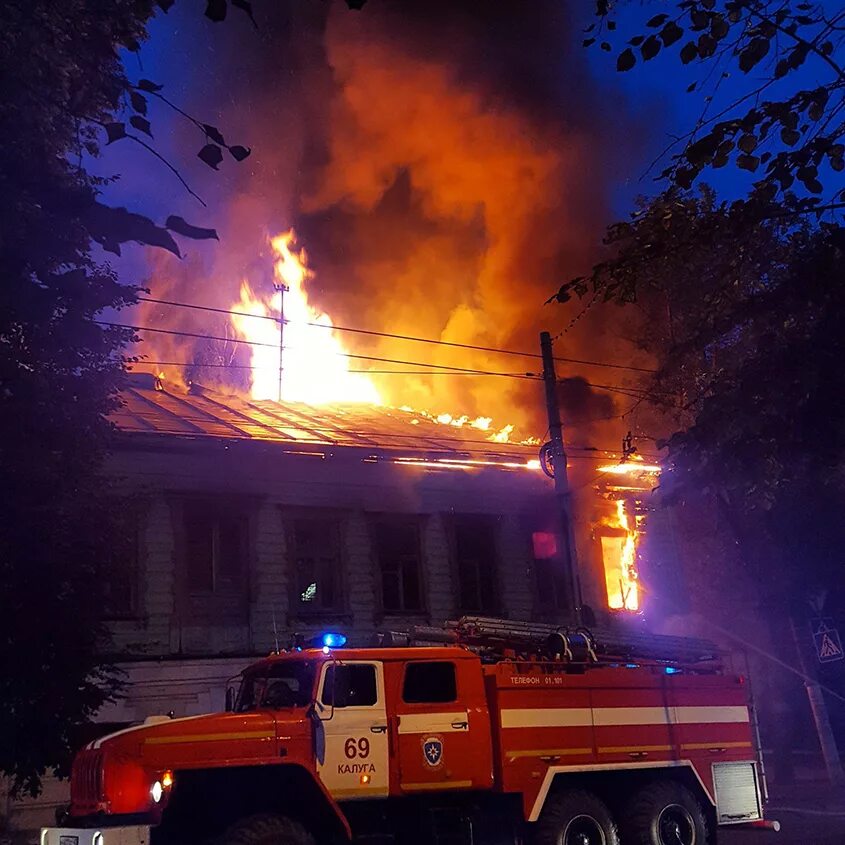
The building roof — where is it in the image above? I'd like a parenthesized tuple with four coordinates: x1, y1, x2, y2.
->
(112, 375, 542, 472)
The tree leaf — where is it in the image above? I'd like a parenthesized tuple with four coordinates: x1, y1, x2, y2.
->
(346, 0, 367, 8)
(601, 41, 612, 51)
(202, 124, 226, 146)
(780, 128, 800, 146)
(129, 116, 153, 137)
(229, 144, 251, 162)
(738, 134, 757, 154)
(647, 13, 669, 27)
(710, 14, 729, 40)
(197, 143, 224, 169)
(104, 122, 126, 144)
(686, 81, 697, 92)
(629, 35, 645, 46)
(680, 41, 698, 64)
(157, 0, 176, 10)
(737, 154, 760, 172)
(660, 21, 683, 47)
(774, 59, 789, 79)
(697, 34, 717, 58)
(165, 216, 219, 241)
(86, 203, 181, 257)
(607, 20, 616, 30)
(739, 37, 770, 73)
(205, 0, 227, 22)
(617, 47, 636, 71)
(129, 91, 147, 115)
(583, 37, 596, 47)
(641, 35, 661, 60)
(231, 0, 258, 28)
(690, 9, 709, 30)
(137, 79, 163, 93)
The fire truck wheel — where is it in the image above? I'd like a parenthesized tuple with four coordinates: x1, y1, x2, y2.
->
(534, 789, 620, 845)
(221, 813, 315, 845)
(622, 781, 709, 845)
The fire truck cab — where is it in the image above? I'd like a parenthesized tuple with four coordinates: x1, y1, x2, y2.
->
(43, 619, 772, 845)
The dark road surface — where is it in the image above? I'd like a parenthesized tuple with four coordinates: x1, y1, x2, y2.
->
(719, 808, 845, 844)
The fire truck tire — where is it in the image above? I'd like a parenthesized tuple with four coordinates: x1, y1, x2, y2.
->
(622, 781, 709, 845)
(220, 813, 315, 845)
(534, 789, 620, 845)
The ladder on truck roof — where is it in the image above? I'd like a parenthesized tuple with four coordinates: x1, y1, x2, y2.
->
(375, 615, 724, 672)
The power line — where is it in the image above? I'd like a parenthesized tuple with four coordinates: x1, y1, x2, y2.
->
(135, 295, 657, 374)
(128, 360, 534, 377)
(100, 321, 541, 380)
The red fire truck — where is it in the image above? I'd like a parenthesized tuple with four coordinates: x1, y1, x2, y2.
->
(42, 617, 775, 845)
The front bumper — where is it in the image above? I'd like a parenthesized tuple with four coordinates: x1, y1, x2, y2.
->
(42, 827, 150, 845)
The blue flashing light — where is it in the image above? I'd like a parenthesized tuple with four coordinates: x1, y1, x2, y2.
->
(321, 632, 347, 649)
(664, 666, 681, 675)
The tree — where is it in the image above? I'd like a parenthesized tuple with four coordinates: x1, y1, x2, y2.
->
(551, 3, 845, 602)
(0, 0, 257, 797)
(585, 0, 845, 208)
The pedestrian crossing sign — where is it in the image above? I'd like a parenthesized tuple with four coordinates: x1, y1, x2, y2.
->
(812, 618, 844, 664)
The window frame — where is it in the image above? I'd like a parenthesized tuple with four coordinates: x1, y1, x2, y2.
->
(401, 660, 458, 705)
(174, 496, 251, 624)
(531, 529, 572, 615)
(448, 513, 502, 616)
(286, 510, 347, 618)
(371, 515, 426, 615)
(319, 661, 380, 710)
(101, 502, 146, 621)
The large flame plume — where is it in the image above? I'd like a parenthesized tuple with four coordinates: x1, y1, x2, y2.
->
(230, 230, 381, 404)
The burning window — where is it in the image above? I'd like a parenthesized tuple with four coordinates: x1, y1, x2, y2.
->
(596, 499, 640, 612)
(292, 517, 343, 613)
(183, 501, 247, 595)
(373, 518, 423, 613)
(452, 515, 500, 614)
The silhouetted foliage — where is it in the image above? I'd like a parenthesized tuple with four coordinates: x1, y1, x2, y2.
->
(587, 0, 845, 207)
(0, 0, 249, 797)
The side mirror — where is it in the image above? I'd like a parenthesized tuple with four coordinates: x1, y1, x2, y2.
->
(225, 687, 235, 712)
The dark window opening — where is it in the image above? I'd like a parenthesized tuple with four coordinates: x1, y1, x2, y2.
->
(292, 518, 342, 612)
(374, 519, 423, 612)
(402, 661, 457, 704)
(453, 515, 499, 614)
(184, 501, 246, 594)
(322, 664, 377, 708)
(102, 508, 141, 618)
(533, 530, 571, 612)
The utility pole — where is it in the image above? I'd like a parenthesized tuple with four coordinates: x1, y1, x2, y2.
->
(540, 331, 584, 625)
(274, 281, 288, 403)
(789, 615, 845, 785)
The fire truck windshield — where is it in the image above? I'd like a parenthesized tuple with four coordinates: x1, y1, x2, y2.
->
(236, 661, 316, 711)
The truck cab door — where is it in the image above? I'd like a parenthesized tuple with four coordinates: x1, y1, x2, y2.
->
(315, 661, 389, 800)
(395, 658, 492, 793)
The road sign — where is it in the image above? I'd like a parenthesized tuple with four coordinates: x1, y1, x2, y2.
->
(812, 618, 844, 664)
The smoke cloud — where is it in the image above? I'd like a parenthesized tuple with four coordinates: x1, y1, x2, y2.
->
(134, 0, 649, 445)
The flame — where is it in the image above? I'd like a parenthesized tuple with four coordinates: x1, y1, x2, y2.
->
(598, 498, 640, 612)
(230, 231, 382, 405)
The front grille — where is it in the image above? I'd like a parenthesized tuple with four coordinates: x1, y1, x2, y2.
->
(71, 749, 105, 810)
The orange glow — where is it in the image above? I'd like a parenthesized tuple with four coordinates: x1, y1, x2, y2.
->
(599, 498, 640, 611)
(161, 770, 174, 789)
(230, 230, 382, 405)
(598, 462, 661, 475)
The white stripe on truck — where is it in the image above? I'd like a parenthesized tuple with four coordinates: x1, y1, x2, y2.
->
(501, 706, 748, 729)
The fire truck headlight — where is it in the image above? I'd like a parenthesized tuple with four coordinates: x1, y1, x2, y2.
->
(151, 781, 163, 803)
